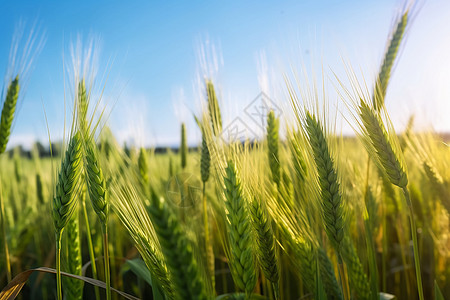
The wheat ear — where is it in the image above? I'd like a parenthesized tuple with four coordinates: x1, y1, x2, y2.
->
(138, 147, 149, 186)
(358, 101, 423, 300)
(358, 101, 408, 188)
(0, 76, 21, 283)
(0, 76, 19, 154)
(373, 11, 408, 111)
(341, 236, 371, 299)
(224, 160, 257, 297)
(249, 196, 279, 298)
(77, 79, 88, 134)
(304, 112, 345, 254)
(52, 132, 83, 231)
(199, 127, 214, 290)
(318, 247, 344, 300)
(267, 110, 280, 186)
(201, 133, 210, 183)
(279, 224, 316, 294)
(423, 160, 450, 213)
(305, 111, 350, 299)
(63, 211, 84, 300)
(207, 80, 222, 136)
(84, 138, 111, 300)
(52, 132, 83, 300)
(149, 192, 208, 300)
(181, 123, 187, 169)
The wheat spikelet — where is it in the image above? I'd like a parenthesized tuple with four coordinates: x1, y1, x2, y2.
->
(249, 196, 279, 287)
(224, 160, 257, 296)
(318, 247, 344, 300)
(358, 101, 408, 189)
(373, 10, 408, 111)
(206, 80, 222, 136)
(0, 76, 19, 154)
(267, 110, 280, 186)
(149, 192, 208, 300)
(181, 123, 187, 169)
(52, 132, 83, 232)
(63, 211, 84, 300)
(304, 111, 345, 253)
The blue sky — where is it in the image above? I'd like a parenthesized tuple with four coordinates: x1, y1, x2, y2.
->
(1, 0, 449, 149)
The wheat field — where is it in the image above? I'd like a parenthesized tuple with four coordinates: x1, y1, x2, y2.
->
(0, 3, 449, 300)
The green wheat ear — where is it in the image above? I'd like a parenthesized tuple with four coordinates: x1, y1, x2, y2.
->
(304, 111, 345, 253)
(423, 160, 450, 213)
(63, 211, 84, 300)
(374, 10, 408, 110)
(52, 132, 83, 232)
(358, 101, 408, 189)
(36, 173, 45, 204)
(138, 147, 149, 186)
(0, 76, 20, 154)
(206, 80, 222, 136)
(200, 133, 210, 183)
(249, 196, 279, 294)
(149, 192, 208, 300)
(181, 123, 187, 169)
(317, 247, 344, 300)
(85, 138, 108, 224)
(341, 236, 371, 299)
(267, 110, 280, 186)
(77, 79, 88, 134)
(224, 160, 257, 296)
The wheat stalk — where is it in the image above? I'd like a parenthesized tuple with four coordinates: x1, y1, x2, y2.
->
(199, 125, 214, 290)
